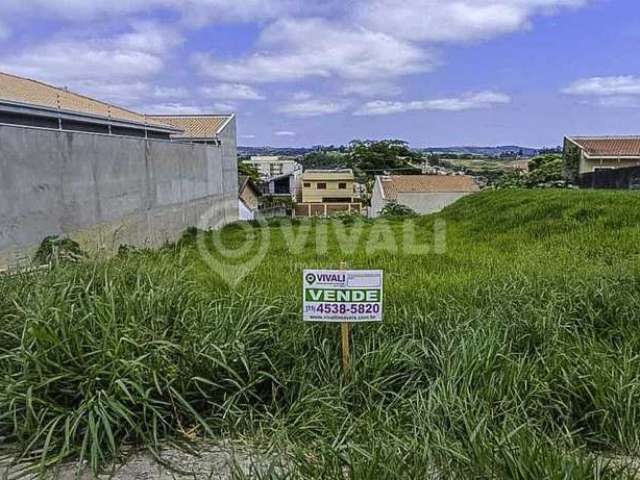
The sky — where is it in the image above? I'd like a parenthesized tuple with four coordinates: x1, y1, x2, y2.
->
(0, 0, 638, 148)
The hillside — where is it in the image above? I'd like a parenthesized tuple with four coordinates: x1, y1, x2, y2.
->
(2, 189, 640, 478)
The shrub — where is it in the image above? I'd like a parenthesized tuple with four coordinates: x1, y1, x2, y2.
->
(33, 236, 85, 265)
(380, 201, 418, 217)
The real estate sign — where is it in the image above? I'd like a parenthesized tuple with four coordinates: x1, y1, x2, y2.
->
(303, 269, 383, 322)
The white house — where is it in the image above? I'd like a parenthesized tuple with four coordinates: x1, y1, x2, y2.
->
(370, 175, 479, 217)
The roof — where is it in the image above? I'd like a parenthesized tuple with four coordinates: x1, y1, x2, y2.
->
(0, 71, 177, 131)
(379, 175, 479, 200)
(302, 169, 354, 181)
(566, 136, 640, 158)
(238, 175, 260, 195)
(147, 115, 233, 139)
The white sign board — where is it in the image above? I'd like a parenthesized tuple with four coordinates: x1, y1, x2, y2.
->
(303, 269, 383, 323)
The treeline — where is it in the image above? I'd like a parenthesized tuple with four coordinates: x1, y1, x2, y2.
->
(300, 139, 422, 179)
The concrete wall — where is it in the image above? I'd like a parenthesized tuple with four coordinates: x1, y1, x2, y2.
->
(396, 192, 471, 215)
(0, 121, 238, 270)
(370, 187, 471, 218)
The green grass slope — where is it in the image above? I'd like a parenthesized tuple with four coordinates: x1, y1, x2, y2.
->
(2, 189, 640, 478)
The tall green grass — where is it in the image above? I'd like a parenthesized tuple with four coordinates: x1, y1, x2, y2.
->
(2, 189, 640, 478)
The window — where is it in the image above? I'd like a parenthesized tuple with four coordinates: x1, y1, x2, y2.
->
(317, 182, 327, 190)
(338, 182, 347, 190)
(303, 182, 311, 188)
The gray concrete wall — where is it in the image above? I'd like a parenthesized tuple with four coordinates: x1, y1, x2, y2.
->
(0, 121, 238, 269)
(396, 192, 471, 215)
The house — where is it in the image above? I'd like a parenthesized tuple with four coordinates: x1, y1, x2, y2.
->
(0, 71, 238, 270)
(238, 176, 260, 221)
(564, 136, 640, 179)
(300, 169, 357, 203)
(370, 175, 479, 217)
(294, 169, 362, 217)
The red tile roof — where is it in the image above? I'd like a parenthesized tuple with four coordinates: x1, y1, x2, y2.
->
(567, 136, 640, 158)
(380, 175, 479, 200)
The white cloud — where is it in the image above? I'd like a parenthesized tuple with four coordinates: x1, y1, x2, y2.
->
(342, 82, 402, 98)
(212, 102, 236, 112)
(356, 0, 588, 43)
(196, 18, 434, 83)
(354, 91, 511, 115)
(240, 134, 257, 139)
(143, 103, 208, 115)
(0, 0, 299, 23)
(201, 83, 265, 100)
(278, 98, 350, 117)
(275, 131, 296, 136)
(0, 23, 181, 87)
(563, 76, 640, 97)
(152, 86, 190, 99)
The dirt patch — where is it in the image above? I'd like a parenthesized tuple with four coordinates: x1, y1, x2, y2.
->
(1, 443, 282, 480)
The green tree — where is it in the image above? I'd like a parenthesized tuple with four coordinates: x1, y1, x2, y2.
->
(238, 162, 261, 184)
(348, 139, 422, 178)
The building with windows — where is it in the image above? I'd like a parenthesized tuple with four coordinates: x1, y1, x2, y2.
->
(242, 156, 303, 199)
(300, 169, 357, 203)
(295, 169, 361, 217)
(244, 156, 302, 179)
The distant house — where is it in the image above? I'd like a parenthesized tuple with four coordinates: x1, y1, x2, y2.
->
(370, 175, 479, 217)
(564, 136, 640, 179)
(295, 169, 361, 217)
(301, 169, 357, 203)
(238, 176, 260, 221)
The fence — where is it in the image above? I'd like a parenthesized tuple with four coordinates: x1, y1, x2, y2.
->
(579, 166, 640, 189)
(294, 203, 363, 217)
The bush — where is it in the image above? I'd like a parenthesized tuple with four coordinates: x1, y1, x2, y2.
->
(33, 236, 85, 265)
(380, 201, 418, 217)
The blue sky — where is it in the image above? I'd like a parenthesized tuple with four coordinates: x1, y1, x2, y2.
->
(0, 0, 637, 148)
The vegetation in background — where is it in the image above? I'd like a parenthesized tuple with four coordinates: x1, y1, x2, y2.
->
(2, 189, 640, 478)
(495, 154, 565, 188)
(564, 140, 582, 183)
(347, 139, 422, 178)
(299, 151, 349, 171)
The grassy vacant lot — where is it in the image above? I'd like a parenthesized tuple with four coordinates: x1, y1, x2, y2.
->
(2, 189, 640, 478)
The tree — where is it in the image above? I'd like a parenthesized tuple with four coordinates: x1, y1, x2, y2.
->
(347, 139, 422, 178)
(238, 162, 261, 184)
(527, 154, 563, 185)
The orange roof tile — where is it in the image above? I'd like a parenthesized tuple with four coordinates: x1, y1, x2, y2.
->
(380, 175, 479, 200)
(147, 115, 232, 139)
(567, 136, 640, 157)
(0, 71, 176, 131)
